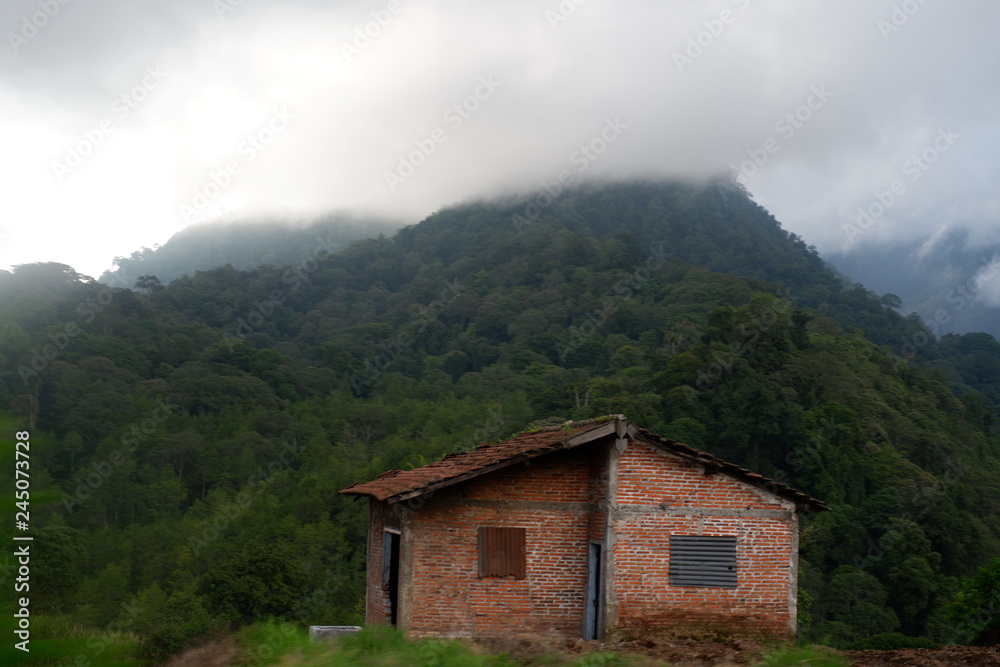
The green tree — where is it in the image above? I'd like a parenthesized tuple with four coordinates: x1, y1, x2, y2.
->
(33, 526, 86, 613)
(815, 566, 900, 646)
(947, 558, 1000, 644)
(199, 541, 312, 624)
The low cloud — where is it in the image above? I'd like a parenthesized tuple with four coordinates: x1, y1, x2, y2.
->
(1, 0, 998, 276)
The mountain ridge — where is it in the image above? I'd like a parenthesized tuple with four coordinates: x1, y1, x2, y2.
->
(3, 178, 1000, 650)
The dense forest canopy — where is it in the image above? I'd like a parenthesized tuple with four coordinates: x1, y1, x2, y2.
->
(3, 179, 1000, 654)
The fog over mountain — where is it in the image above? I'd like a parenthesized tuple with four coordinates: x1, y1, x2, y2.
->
(1, 0, 998, 278)
(829, 229, 1000, 340)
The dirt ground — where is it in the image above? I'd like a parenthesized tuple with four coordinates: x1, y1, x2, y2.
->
(477, 634, 768, 665)
(160, 637, 241, 667)
(618, 641, 1000, 666)
(574, 636, 763, 665)
(479, 635, 1000, 666)
(844, 645, 1000, 666)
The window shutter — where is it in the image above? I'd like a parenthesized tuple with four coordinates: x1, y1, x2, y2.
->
(478, 527, 526, 579)
(669, 535, 737, 588)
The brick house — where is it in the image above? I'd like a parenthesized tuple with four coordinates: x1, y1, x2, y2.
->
(339, 415, 827, 640)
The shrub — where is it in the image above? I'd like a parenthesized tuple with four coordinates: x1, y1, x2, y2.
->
(140, 591, 224, 660)
(200, 541, 312, 624)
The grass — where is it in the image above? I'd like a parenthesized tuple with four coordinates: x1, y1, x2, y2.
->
(756, 646, 849, 667)
(233, 623, 655, 666)
(231, 624, 852, 667)
(0, 616, 848, 666)
(0, 614, 148, 666)
(236, 623, 517, 666)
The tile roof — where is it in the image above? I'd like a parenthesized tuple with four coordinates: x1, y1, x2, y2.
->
(339, 415, 828, 512)
(339, 419, 608, 503)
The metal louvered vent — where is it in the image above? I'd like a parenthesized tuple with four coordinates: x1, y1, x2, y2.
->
(669, 535, 737, 588)
(478, 527, 526, 579)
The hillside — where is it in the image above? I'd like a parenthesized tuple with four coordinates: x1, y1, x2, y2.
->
(3, 179, 1000, 657)
(98, 213, 400, 287)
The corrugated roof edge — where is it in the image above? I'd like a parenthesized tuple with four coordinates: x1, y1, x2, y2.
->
(339, 414, 829, 512)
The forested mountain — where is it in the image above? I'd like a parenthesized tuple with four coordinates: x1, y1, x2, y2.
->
(98, 213, 400, 287)
(3, 179, 1000, 656)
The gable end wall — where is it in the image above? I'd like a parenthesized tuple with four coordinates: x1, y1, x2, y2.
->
(609, 439, 797, 640)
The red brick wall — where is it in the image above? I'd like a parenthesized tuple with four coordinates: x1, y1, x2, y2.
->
(610, 440, 796, 639)
(588, 443, 610, 543)
(364, 499, 401, 626)
(363, 434, 799, 640)
(403, 446, 601, 637)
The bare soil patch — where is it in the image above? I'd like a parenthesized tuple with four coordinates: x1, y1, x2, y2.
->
(845, 644, 1000, 666)
(475, 634, 767, 665)
(160, 637, 241, 667)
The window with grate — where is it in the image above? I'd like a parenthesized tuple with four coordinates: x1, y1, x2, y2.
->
(669, 535, 737, 588)
(478, 527, 526, 579)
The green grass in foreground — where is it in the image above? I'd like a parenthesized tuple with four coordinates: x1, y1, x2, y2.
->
(757, 645, 848, 667)
(0, 614, 148, 666)
(234, 622, 847, 667)
(235, 623, 649, 666)
(0, 616, 848, 666)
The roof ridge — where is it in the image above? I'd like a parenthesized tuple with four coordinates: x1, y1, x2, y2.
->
(522, 413, 626, 434)
(340, 416, 828, 513)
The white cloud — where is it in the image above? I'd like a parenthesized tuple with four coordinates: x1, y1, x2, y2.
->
(1, 0, 998, 277)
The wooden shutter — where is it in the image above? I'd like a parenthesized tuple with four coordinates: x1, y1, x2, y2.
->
(669, 535, 737, 588)
(478, 527, 526, 579)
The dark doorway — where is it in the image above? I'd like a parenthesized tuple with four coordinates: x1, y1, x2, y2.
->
(585, 542, 602, 639)
(383, 531, 401, 625)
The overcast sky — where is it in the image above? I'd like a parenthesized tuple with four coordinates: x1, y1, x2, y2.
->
(1, 0, 997, 278)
